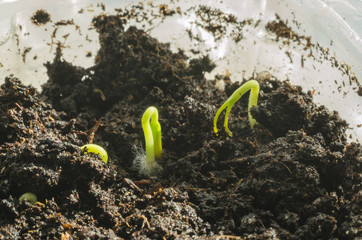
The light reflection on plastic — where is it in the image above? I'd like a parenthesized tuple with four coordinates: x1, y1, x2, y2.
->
(0, 0, 19, 3)
(177, 13, 227, 59)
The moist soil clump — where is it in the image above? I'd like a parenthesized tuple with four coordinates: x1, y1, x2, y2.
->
(30, 9, 51, 26)
(1, 14, 361, 239)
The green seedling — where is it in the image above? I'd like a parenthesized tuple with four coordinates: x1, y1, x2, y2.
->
(134, 106, 162, 175)
(81, 144, 108, 164)
(19, 192, 37, 205)
(214, 79, 260, 137)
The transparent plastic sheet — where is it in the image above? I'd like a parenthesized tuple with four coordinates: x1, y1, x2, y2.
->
(0, 0, 361, 142)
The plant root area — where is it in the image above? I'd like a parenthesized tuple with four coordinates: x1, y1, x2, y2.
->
(0, 14, 361, 239)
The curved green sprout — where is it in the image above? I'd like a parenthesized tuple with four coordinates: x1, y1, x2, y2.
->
(81, 144, 108, 164)
(214, 79, 260, 137)
(142, 106, 162, 165)
(133, 106, 163, 175)
(19, 192, 37, 205)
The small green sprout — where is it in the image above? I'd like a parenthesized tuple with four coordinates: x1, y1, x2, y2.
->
(19, 192, 37, 205)
(142, 106, 162, 166)
(214, 79, 260, 136)
(134, 106, 163, 175)
(81, 144, 108, 164)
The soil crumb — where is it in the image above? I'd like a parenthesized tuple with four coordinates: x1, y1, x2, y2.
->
(31, 9, 51, 26)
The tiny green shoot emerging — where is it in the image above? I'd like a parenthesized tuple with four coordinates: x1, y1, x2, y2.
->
(214, 80, 260, 137)
(81, 144, 108, 164)
(135, 106, 162, 175)
(142, 106, 162, 163)
(19, 192, 37, 205)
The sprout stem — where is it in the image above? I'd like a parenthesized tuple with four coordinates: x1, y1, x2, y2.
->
(214, 80, 260, 136)
(142, 106, 162, 165)
(81, 144, 108, 164)
(19, 192, 37, 205)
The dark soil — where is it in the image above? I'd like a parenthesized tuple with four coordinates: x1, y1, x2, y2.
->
(0, 13, 361, 240)
(31, 9, 51, 26)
